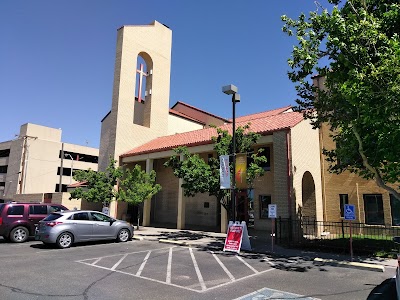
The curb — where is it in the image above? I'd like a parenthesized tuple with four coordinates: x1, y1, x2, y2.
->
(158, 239, 191, 246)
(314, 257, 385, 272)
(132, 236, 144, 241)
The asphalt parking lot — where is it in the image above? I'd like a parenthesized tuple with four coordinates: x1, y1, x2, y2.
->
(0, 238, 396, 300)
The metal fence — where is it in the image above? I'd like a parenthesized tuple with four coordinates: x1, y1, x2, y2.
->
(275, 217, 400, 254)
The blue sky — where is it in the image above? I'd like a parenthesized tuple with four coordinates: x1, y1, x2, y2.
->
(0, 1, 328, 148)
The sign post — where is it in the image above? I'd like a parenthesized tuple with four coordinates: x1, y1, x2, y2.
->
(344, 204, 356, 261)
(268, 204, 277, 252)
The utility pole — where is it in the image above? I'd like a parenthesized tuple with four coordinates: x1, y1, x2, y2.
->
(18, 135, 37, 194)
(59, 143, 64, 192)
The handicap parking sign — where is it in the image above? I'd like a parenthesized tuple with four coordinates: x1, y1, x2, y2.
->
(344, 204, 356, 220)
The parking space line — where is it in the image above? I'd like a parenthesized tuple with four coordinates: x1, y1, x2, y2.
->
(136, 250, 151, 276)
(236, 255, 259, 273)
(111, 253, 128, 270)
(166, 247, 172, 284)
(211, 251, 235, 281)
(189, 247, 206, 291)
(92, 258, 102, 265)
(76, 246, 278, 294)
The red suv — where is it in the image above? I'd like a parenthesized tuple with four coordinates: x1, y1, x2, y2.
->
(0, 202, 68, 243)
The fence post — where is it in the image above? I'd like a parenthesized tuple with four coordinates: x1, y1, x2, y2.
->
(341, 220, 345, 239)
(289, 216, 292, 245)
(278, 216, 281, 244)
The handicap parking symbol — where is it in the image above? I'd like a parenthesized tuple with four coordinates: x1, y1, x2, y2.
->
(344, 204, 356, 220)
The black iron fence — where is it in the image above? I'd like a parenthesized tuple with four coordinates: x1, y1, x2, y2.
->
(275, 217, 400, 255)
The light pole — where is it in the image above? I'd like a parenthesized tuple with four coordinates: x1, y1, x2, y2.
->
(222, 84, 240, 222)
(64, 153, 74, 184)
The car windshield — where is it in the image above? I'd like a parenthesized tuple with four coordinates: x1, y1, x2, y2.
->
(43, 213, 62, 221)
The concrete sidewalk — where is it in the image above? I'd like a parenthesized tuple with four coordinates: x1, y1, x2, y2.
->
(133, 226, 398, 272)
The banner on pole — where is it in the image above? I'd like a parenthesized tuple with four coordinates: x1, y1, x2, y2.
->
(219, 155, 231, 189)
(235, 153, 247, 189)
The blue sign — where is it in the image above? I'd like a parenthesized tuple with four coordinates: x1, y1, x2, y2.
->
(344, 204, 356, 220)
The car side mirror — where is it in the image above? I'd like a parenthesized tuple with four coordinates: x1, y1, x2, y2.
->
(110, 219, 115, 226)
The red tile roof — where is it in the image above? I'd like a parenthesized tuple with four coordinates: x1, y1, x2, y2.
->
(121, 107, 303, 158)
(234, 105, 292, 122)
(67, 181, 88, 188)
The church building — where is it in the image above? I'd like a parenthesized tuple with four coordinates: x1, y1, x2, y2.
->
(99, 21, 399, 233)
(99, 21, 323, 233)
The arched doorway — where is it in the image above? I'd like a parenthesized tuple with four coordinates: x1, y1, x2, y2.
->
(301, 171, 316, 221)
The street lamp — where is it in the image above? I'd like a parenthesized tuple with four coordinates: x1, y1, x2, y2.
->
(222, 84, 240, 222)
(64, 153, 74, 184)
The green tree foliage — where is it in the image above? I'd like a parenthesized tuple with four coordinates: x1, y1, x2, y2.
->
(118, 164, 161, 205)
(70, 158, 122, 205)
(70, 158, 161, 207)
(282, 0, 400, 199)
(164, 124, 267, 216)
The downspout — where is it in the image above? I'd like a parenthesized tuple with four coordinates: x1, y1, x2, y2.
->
(286, 130, 292, 217)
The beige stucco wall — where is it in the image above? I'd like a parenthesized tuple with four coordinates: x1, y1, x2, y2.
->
(291, 119, 323, 221)
(2, 124, 98, 200)
(99, 21, 173, 172)
(319, 123, 398, 224)
(167, 115, 203, 135)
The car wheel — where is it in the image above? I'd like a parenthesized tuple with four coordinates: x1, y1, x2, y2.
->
(56, 232, 73, 249)
(10, 226, 29, 243)
(117, 228, 131, 242)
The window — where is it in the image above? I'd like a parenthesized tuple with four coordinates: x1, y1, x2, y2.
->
(73, 212, 89, 221)
(248, 147, 270, 171)
(43, 213, 62, 221)
(49, 205, 65, 213)
(339, 194, 349, 218)
(29, 205, 47, 215)
(0, 165, 8, 174)
(259, 195, 272, 219)
(7, 205, 24, 215)
(390, 195, 400, 226)
(0, 149, 10, 158)
(55, 184, 67, 192)
(364, 194, 384, 225)
(91, 212, 112, 222)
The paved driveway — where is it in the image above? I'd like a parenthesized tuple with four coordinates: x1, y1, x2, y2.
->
(0, 238, 395, 300)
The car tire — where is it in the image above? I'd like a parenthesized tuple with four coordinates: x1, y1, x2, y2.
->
(117, 228, 131, 242)
(56, 232, 73, 249)
(9, 226, 29, 243)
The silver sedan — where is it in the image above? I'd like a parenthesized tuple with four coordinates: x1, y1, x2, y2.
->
(35, 210, 134, 248)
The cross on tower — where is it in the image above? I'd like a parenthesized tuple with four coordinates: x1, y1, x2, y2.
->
(136, 63, 148, 103)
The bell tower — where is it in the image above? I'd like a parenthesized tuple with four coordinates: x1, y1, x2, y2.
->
(99, 21, 172, 171)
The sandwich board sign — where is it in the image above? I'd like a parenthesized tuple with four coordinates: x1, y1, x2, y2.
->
(223, 221, 252, 253)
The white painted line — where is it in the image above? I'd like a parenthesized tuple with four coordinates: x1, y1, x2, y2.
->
(236, 255, 259, 273)
(136, 250, 151, 276)
(75, 246, 171, 263)
(211, 252, 235, 281)
(189, 247, 207, 291)
(111, 254, 128, 271)
(166, 247, 173, 284)
(92, 258, 102, 265)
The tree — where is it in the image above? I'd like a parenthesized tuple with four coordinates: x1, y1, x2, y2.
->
(164, 124, 267, 219)
(70, 158, 122, 206)
(70, 158, 162, 219)
(118, 164, 161, 228)
(282, 0, 400, 199)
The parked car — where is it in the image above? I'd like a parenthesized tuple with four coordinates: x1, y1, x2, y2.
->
(35, 210, 134, 248)
(0, 202, 68, 243)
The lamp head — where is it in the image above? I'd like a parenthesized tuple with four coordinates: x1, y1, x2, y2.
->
(222, 84, 238, 95)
